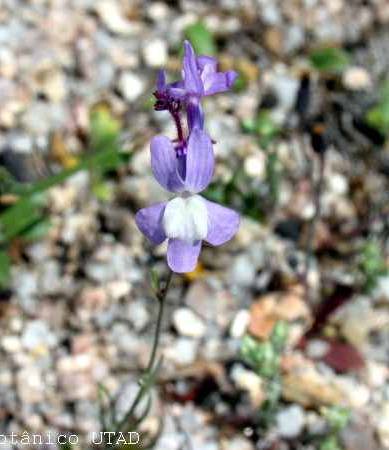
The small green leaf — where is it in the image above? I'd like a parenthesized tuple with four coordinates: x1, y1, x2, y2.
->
(21, 218, 52, 242)
(310, 47, 350, 72)
(321, 406, 350, 431)
(150, 268, 160, 293)
(319, 435, 342, 450)
(271, 321, 289, 352)
(365, 79, 389, 135)
(233, 73, 247, 92)
(0, 250, 10, 288)
(92, 180, 114, 202)
(185, 22, 216, 56)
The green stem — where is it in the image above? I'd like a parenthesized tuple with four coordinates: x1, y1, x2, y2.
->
(110, 269, 173, 442)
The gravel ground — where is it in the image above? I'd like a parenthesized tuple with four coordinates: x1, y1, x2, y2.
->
(0, 1, 389, 449)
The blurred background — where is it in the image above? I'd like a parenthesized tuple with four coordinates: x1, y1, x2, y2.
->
(0, 0, 389, 449)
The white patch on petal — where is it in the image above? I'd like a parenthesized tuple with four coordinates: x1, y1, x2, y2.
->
(163, 195, 208, 243)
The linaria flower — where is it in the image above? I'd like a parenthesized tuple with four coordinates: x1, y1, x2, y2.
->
(154, 41, 238, 130)
(135, 128, 239, 273)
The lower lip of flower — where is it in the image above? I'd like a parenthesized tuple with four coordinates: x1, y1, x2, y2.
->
(162, 195, 208, 243)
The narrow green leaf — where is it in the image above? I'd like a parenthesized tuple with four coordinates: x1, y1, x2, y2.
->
(310, 47, 350, 72)
(21, 218, 52, 242)
(0, 250, 10, 288)
(185, 22, 216, 55)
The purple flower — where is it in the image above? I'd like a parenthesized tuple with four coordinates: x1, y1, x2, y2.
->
(135, 128, 240, 273)
(182, 41, 238, 98)
(154, 41, 238, 130)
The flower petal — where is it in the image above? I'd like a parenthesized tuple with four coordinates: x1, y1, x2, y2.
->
(151, 135, 185, 192)
(197, 55, 217, 71)
(204, 200, 240, 246)
(203, 70, 238, 96)
(183, 41, 203, 95)
(135, 202, 167, 245)
(184, 128, 214, 193)
(187, 97, 204, 130)
(156, 69, 166, 91)
(167, 238, 202, 273)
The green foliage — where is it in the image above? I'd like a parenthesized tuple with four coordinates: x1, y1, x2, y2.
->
(150, 268, 160, 294)
(204, 169, 265, 222)
(241, 335, 279, 378)
(322, 406, 350, 432)
(0, 107, 129, 288)
(309, 47, 350, 73)
(366, 79, 389, 135)
(185, 22, 216, 55)
(319, 435, 343, 450)
(241, 322, 289, 378)
(233, 73, 248, 92)
(90, 107, 121, 152)
(359, 238, 387, 292)
(241, 323, 289, 429)
(0, 249, 10, 289)
(318, 406, 350, 450)
(242, 110, 280, 148)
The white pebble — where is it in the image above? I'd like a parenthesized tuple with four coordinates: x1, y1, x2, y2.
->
(117, 71, 145, 102)
(230, 309, 250, 338)
(142, 39, 168, 68)
(342, 66, 372, 91)
(244, 153, 266, 179)
(173, 308, 207, 338)
(276, 405, 305, 438)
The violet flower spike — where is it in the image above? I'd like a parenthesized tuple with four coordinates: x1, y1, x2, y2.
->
(153, 41, 238, 131)
(135, 128, 240, 273)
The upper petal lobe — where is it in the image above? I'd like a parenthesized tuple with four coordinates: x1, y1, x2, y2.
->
(151, 135, 185, 193)
(184, 128, 214, 193)
(183, 41, 203, 95)
(204, 200, 240, 246)
(203, 70, 238, 96)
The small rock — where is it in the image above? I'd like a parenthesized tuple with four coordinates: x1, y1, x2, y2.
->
(282, 354, 370, 408)
(1, 335, 22, 353)
(117, 71, 146, 102)
(306, 339, 331, 359)
(0, 48, 17, 78)
(78, 287, 108, 312)
(230, 254, 256, 286)
(164, 338, 198, 366)
(244, 153, 266, 179)
(21, 320, 57, 352)
(342, 66, 372, 90)
(95, 1, 140, 35)
(341, 417, 379, 450)
(106, 280, 131, 301)
(128, 300, 150, 331)
(17, 367, 45, 403)
(173, 308, 206, 338)
(142, 38, 168, 67)
(364, 361, 388, 388)
(35, 69, 67, 102)
(221, 436, 254, 450)
(373, 275, 389, 302)
(375, 403, 389, 448)
(229, 309, 250, 338)
(249, 287, 310, 339)
(230, 364, 265, 407)
(276, 405, 305, 438)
